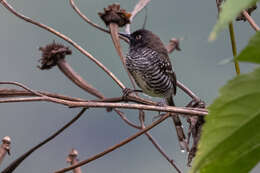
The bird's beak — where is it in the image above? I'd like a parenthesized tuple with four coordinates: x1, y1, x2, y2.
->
(119, 32, 131, 40)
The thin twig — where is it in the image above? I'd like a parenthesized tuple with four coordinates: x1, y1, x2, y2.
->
(125, 0, 151, 34)
(58, 59, 105, 99)
(0, 81, 44, 97)
(0, 81, 207, 115)
(1, 0, 125, 89)
(0, 89, 86, 102)
(2, 108, 87, 173)
(69, 0, 128, 42)
(242, 10, 260, 31)
(176, 81, 199, 101)
(145, 133, 181, 173)
(166, 41, 201, 101)
(114, 109, 141, 129)
(54, 113, 171, 173)
(0, 96, 207, 116)
(139, 112, 182, 173)
(109, 23, 137, 90)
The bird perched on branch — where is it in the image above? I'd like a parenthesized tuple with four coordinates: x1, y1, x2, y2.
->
(119, 29, 188, 151)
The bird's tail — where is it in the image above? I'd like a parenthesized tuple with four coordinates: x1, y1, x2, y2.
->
(167, 96, 189, 152)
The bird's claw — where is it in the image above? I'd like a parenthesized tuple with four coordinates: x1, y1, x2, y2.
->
(188, 99, 206, 108)
(152, 101, 167, 121)
(122, 88, 134, 101)
(122, 88, 143, 101)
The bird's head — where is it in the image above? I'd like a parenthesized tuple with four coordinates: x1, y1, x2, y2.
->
(119, 29, 167, 54)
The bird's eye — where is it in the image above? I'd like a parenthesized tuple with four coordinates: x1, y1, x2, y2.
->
(135, 35, 142, 40)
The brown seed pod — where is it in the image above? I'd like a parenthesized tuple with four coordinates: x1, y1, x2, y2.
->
(38, 41, 72, 70)
(98, 3, 131, 27)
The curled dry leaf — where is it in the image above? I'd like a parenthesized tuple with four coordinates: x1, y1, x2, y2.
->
(186, 100, 206, 166)
(38, 41, 72, 70)
(98, 3, 131, 27)
(166, 38, 181, 54)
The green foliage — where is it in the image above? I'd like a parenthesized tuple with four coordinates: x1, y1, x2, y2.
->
(209, 0, 258, 40)
(236, 32, 260, 64)
(190, 67, 260, 173)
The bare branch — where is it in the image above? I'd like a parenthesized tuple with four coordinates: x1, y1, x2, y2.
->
(109, 23, 137, 89)
(0, 89, 86, 102)
(57, 59, 105, 99)
(138, 111, 182, 172)
(0, 96, 207, 116)
(125, 0, 151, 34)
(54, 113, 171, 173)
(69, 0, 128, 42)
(2, 108, 87, 173)
(0, 81, 44, 97)
(114, 109, 141, 129)
(1, 0, 125, 89)
(145, 133, 181, 173)
(242, 10, 260, 31)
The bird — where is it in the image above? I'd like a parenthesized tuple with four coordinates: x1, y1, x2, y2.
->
(119, 29, 188, 151)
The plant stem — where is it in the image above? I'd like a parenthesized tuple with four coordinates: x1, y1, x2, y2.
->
(228, 22, 240, 75)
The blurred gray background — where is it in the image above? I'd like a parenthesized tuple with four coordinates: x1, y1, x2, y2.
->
(0, 0, 259, 173)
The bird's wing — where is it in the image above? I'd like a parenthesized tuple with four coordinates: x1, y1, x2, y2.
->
(158, 53, 177, 95)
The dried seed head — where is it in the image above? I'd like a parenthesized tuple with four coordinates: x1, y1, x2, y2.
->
(66, 149, 79, 163)
(2, 136, 11, 144)
(38, 41, 72, 70)
(236, 4, 257, 21)
(98, 3, 131, 27)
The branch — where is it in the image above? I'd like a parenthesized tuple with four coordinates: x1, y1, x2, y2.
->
(242, 10, 260, 31)
(139, 112, 182, 173)
(0, 89, 86, 102)
(54, 113, 171, 173)
(125, 0, 151, 34)
(1, 108, 87, 173)
(108, 23, 137, 89)
(114, 109, 141, 129)
(0, 95, 207, 116)
(57, 59, 105, 99)
(0, 81, 44, 97)
(69, 0, 128, 43)
(176, 81, 200, 101)
(1, 0, 125, 89)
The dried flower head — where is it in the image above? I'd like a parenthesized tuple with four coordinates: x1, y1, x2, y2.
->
(38, 41, 72, 70)
(2, 136, 11, 144)
(236, 4, 257, 21)
(98, 3, 131, 27)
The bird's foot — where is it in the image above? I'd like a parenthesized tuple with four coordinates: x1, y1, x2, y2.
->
(122, 88, 143, 101)
(187, 99, 206, 108)
(152, 101, 167, 121)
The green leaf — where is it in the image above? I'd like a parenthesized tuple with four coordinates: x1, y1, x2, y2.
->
(209, 0, 258, 41)
(236, 32, 260, 64)
(190, 67, 260, 173)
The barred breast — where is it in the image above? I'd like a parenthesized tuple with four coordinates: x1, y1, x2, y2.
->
(126, 47, 175, 98)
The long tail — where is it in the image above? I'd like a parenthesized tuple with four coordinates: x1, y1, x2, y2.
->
(167, 96, 189, 152)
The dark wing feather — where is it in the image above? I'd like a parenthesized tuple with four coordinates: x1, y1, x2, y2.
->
(158, 53, 177, 95)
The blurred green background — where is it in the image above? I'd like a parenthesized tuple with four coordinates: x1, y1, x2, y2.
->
(0, 0, 259, 172)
